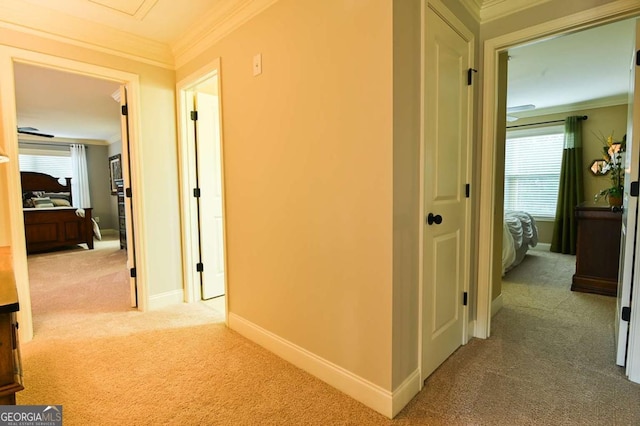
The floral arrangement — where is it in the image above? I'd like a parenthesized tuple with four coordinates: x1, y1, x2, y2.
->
(594, 131, 626, 205)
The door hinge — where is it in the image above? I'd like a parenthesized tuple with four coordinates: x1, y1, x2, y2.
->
(463, 292, 468, 306)
(125, 187, 132, 198)
(191, 111, 198, 121)
(196, 262, 204, 272)
(631, 181, 639, 197)
(467, 68, 477, 86)
(121, 105, 128, 116)
(130, 267, 137, 278)
(636, 50, 640, 66)
(193, 188, 201, 198)
(465, 183, 470, 198)
(622, 306, 631, 322)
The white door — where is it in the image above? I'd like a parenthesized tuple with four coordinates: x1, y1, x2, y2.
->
(192, 89, 226, 300)
(616, 19, 640, 367)
(421, 5, 472, 380)
(118, 86, 138, 307)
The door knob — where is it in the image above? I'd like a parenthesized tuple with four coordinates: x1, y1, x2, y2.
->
(427, 213, 442, 225)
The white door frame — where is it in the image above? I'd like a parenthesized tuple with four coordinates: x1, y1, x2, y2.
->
(176, 58, 229, 320)
(476, 0, 640, 371)
(0, 46, 146, 342)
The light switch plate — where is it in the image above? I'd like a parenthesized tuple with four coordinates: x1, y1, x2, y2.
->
(253, 53, 262, 76)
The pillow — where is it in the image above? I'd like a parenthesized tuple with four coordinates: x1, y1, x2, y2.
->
(32, 197, 54, 208)
(91, 218, 102, 241)
(43, 192, 71, 201)
(51, 198, 71, 207)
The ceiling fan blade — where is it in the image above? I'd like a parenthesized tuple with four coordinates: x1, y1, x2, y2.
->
(17, 127, 55, 138)
(506, 104, 535, 113)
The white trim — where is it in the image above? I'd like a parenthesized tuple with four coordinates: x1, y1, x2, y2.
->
(147, 290, 184, 310)
(172, 0, 279, 69)
(391, 369, 421, 418)
(0, 20, 173, 70)
(228, 313, 398, 419)
(458, 0, 481, 22)
(512, 94, 628, 120)
(628, 233, 640, 380)
(0, 46, 146, 341)
(18, 134, 109, 146)
(176, 58, 229, 325)
(481, 0, 552, 23)
(491, 293, 504, 317)
(476, 0, 640, 340)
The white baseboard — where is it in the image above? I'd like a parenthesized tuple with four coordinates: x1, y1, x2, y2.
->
(228, 313, 419, 419)
(100, 228, 118, 236)
(391, 368, 421, 417)
(491, 293, 504, 317)
(147, 289, 184, 309)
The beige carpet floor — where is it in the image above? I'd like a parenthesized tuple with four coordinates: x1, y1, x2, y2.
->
(16, 239, 640, 425)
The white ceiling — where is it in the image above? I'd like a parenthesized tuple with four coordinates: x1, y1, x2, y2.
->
(14, 63, 121, 142)
(7, 1, 638, 142)
(13, 0, 219, 45)
(507, 18, 636, 118)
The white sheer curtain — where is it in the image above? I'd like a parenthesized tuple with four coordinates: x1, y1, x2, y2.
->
(70, 144, 91, 208)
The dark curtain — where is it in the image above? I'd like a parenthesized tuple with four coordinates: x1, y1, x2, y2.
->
(550, 116, 585, 254)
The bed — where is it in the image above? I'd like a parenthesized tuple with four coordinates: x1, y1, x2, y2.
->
(502, 210, 538, 275)
(21, 171, 94, 253)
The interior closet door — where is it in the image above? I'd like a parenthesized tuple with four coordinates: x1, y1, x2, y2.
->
(118, 85, 138, 307)
(192, 89, 225, 300)
(421, 4, 472, 380)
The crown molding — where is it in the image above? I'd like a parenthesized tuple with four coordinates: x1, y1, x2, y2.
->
(172, 0, 279, 69)
(18, 134, 109, 146)
(88, 0, 158, 20)
(481, 0, 552, 23)
(0, 2, 174, 69)
(458, 0, 481, 22)
(511, 94, 628, 119)
(107, 132, 122, 145)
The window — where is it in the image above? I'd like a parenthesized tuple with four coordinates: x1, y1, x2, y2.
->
(504, 125, 564, 218)
(19, 146, 72, 181)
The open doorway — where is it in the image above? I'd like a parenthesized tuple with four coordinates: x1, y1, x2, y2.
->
(0, 47, 145, 342)
(477, 5, 640, 382)
(499, 14, 632, 307)
(13, 62, 135, 334)
(177, 59, 228, 321)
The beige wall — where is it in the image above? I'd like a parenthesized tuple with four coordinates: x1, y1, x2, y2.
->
(86, 145, 112, 229)
(392, 0, 421, 390)
(511, 104, 629, 244)
(0, 165, 9, 247)
(0, 28, 181, 302)
(178, 0, 394, 389)
(492, 52, 509, 301)
(107, 140, 123, 231)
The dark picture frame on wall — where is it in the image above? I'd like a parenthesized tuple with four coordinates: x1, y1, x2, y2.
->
(109, 154, 122, 195)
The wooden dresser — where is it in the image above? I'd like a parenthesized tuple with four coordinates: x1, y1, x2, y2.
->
(115, 179, 126, 250)
(572, 205, 622, 297)
(0, 247, 23, 404)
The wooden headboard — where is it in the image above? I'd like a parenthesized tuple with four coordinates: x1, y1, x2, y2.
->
(20, 172, 72, 205)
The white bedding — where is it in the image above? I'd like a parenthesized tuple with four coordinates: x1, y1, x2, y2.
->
(502, 211, 538, 275)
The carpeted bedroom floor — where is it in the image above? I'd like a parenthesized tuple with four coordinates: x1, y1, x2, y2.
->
(16, 238, 640, 425)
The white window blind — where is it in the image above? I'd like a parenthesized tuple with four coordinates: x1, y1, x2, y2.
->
(19, 147, 72, 182)
(504, 125, 565, 218)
